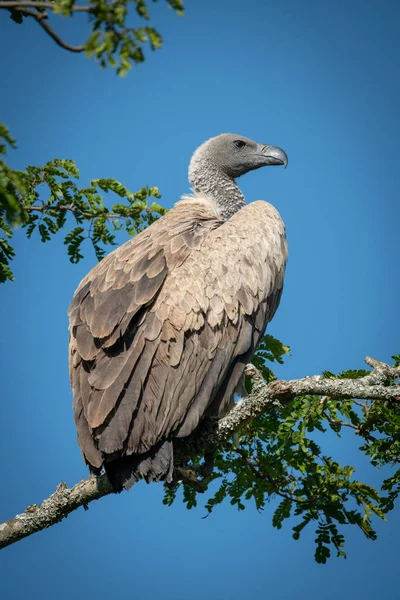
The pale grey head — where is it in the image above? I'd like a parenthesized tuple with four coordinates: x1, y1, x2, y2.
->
(188, 133, 288, 221)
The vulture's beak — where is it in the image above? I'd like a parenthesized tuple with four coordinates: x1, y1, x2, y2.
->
(259, 144, 288, 168)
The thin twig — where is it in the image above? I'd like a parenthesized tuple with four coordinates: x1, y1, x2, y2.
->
(11, 7, 86, 52)
(0, 1, 90, 11)
(352, 399, 368, 409)
(25, 205, 121, 220)
(235, 446, 298, 504)
(323, 412, 358, 431)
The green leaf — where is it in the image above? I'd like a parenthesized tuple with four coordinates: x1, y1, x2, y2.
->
(272, 498, 292, 529)
(8, 9, 24, 24)
(392, 354, 400, 368)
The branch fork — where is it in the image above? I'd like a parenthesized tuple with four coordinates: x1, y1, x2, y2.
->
(0, 1, 87, 52)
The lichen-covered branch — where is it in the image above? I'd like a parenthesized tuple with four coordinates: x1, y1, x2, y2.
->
(0, 475, 113, 550)
(1, 356, 399, 551)
(182, 356, 400, 457)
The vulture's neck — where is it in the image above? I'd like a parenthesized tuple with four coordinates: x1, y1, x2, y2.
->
(189, 157, 245, 221)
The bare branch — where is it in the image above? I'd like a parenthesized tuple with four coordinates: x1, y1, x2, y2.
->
(7, 7, 86, 52)
(1, 356, 399, 551)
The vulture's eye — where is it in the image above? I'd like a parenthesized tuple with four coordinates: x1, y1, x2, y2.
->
(233, 140, 246, 149)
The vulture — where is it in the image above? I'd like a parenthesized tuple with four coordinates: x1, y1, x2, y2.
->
(68, 133, 288, 492)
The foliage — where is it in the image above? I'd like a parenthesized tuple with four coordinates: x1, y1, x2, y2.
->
(0, 124, 25, 281)
(0, 126, 167, 282)
(164, 349, 400, 563)
(1, 0, 180, 279)
(2, 0, 184, 77)
(250, 334, 290, 385)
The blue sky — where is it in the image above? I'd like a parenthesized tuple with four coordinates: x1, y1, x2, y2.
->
(1, 0, 399, 597)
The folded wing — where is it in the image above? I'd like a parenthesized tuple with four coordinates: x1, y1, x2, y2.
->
(69, 199, 287, 488)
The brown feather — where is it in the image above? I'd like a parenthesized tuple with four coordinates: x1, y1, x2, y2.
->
(69, 198, 288, 489)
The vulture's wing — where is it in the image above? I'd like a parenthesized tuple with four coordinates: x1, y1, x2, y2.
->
(69, 199, 287, 487)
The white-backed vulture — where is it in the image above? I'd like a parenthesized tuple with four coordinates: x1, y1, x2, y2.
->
(68, 134, 288, 491)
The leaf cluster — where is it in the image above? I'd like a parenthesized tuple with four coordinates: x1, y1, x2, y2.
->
(0, 124, 26, 281)
(0, 126, 167, 282)
(164, 347, 400, 563)
(250, 333, 290, 385)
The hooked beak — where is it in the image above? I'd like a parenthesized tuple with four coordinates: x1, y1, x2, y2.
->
(258, 144, 288, 168)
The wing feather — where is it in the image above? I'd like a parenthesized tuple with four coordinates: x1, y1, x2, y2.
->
(69, 199, 288, 478)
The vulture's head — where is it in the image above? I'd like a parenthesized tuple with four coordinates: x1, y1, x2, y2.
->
(189, 133, 288, 181)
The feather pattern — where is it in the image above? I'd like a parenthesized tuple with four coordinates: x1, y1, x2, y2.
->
(69, 193, 287, 490)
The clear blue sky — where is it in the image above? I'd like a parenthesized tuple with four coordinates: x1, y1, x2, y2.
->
(1, 0, 399, 597)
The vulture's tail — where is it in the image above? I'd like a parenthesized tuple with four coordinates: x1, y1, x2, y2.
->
(104, 440, 174, 492)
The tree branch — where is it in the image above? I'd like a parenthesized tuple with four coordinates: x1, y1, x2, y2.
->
(25, 204, 134, 220)
(1, 357, 399, 550)
(0, 1, 90, 11)
(0, 475, 113, 550)
(6, 6, 86, 52)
